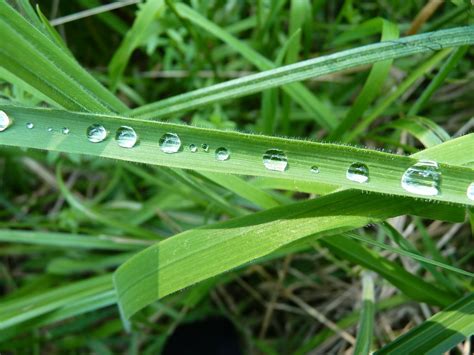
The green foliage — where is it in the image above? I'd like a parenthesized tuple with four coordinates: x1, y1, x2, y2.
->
(0, 0, 473, 353)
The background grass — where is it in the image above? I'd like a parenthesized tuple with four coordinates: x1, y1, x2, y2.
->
(1, 0, 473, 354)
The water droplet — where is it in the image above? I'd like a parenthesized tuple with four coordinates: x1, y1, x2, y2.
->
(115, 126, 138, 148)
(310, 166, 320, 174)
(87, 124, 108, 143)
(0, 111, 12, 132)
(401, 160, 441, 196)
(215, 147, 230, 161)
(263, 149, 288, 172)
(26, 122, 34, 129)
(189, 144, 198, 153)
(62, 127, 70, 135)
(467, 183, 474, 201)
(47, 127, 53, 133)
(201, 144, 209, 152)
(346, 163, 369, 183)
(159, 133, 181, 153)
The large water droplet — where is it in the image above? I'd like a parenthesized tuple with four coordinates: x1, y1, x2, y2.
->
(87, 124, 108, 143)
(310, 166, 320, 174)
(159, 133, 181, 153)
(467, 183, 474, 201)
(215, 147, 230, 161)
(0, 111, 12, 132)
(346, 163, 369, 183)
(263, 149, 288, 172)
(201, 144, 210, 152)
(189, 144, 198, 153)
(26, 122, 34, 129)
(116, 126, 138, 148)
(401, 160, 441, 196)
(62, 127, 70, 135)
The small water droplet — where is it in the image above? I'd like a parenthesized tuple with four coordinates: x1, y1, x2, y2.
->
(215, 147, 230, 161)
(346, 163, 369, 183)
(467, 183, 474, 201)
(263, 149, 288, 172)
(0, 111, 12, 132)
(87, 124, 108, 143)
(26, 122, 34, 129)
(62, 127, 70, 135)
(189, 144, 198, 153)
(115, 126, 138, 148)
(310, 166, 320, 174)
(201, 144, 209, 152)
(401, 160, 441, 196)
(159, 133, 181, 153)
(47, 127, 53, 133)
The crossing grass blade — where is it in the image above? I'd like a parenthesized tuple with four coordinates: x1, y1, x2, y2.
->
(129, 22, 474, 123)
(1, 105, 474, 206)
(112, 190, 463, 319)
(376, 293, 474, 354)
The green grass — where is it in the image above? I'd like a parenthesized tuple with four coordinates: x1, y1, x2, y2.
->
(0, 0, 473, 353)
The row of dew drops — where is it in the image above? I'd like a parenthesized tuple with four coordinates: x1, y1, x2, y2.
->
(1, 110, 473, 201)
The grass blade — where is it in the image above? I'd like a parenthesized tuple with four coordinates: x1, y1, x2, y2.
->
(354, 272, 375, 355)
(1, 105, 473, 206)
(376, 293, 474, 354)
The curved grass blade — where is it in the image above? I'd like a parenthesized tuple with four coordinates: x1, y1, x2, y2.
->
(376, 116, 450, 148)
(113, 190, 462, 319)
(0, 2, 126, 112)
(129, 25, 474, 121)
(376, 293, 474, 354)
(1, 105, 474, 206)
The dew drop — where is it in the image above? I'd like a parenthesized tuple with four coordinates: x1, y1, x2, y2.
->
(401, 160, 441, 196)
(47, 127, 53, 133)
(263, 149, 288, 172)
(0, 111, 12, 132)
(215, 147, 230, 161)
(346, 163, 369, 183)
(26, 122, 34, 129)
(87, 124, 108, 143)
(310, 166, 320, 174)
(62, 127, 70, 135)
(467, 183, 474, 201)
(115, 126, 138, 148)
(201, 144, 210, 152)
(159, 133, 181, 153)
(189, 144, 198, 153)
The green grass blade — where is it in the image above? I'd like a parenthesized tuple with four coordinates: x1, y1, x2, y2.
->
(0, 2, 126, 112)
(408, 46, 468, 116)
(377, 116, 450, 148)
(129, 19, 474, 124)
(108, 0, 166, 90)
(354, 272, 375, 355)
(345, 48, 452, 142)
(329, 18, 399, 140)
(113, 189, 461, 319)
(0, 275, 112, 329)
(320, 234, 458, 307)
(0, 230, 150, 250)
(376, 293, 474, 354)
(1, 106, 474, 206)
